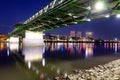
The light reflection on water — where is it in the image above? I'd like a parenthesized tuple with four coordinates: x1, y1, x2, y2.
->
(22, 47, 43, 62)
(0, 42, 5, 51)
(85, 43, 93, 59)
(45, 43, 96, 59)
(9, 43, 19, 53)
(5, 42, 120, 79)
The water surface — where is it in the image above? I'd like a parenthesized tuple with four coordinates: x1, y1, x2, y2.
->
(0, 42, 120, 80)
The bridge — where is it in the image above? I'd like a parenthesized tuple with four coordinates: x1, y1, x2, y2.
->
(9, 0, 120, 36)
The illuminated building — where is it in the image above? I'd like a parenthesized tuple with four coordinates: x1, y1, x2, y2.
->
(70, 31, 75, 37)
(86, 32, 93, 38)
(76, 31, 82, 38)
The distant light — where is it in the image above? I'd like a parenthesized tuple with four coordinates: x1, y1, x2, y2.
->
(63, 24, 67, 26)
(87, 6, 91, 10)
(43, 33, 45, 36)
(69, 38, 72, 41)
(87, 19, 91, 22)
(73, 16, 78, 18)
(114, 38, 117, 41)
(56, 17, 60, 20)
(57, 38, 60, 41)
(105, 14, 110, 18)
(116, 14, 120, 18)
(68, 13, 72, 16)
(95, 1, 104, 11)
(83, 17, 91, 21)
(73, 22, 78, 24)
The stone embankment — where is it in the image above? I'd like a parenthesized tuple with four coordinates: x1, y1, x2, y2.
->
(55, 59, 120, 80)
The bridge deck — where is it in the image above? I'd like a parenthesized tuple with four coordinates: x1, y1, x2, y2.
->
(11, 0, 120, 36)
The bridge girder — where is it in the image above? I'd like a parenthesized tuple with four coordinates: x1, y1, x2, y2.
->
(11, 0, 120, 36)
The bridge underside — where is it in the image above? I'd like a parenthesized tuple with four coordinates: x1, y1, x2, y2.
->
(10, 0, 120, 36)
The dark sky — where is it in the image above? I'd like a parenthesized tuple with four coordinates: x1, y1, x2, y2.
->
(0, 0, 120, 40)
(0, 0, 50, 34)
(47, 17, 120, 40)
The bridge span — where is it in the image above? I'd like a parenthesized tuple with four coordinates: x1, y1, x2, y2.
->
(9, 0, 120, 36)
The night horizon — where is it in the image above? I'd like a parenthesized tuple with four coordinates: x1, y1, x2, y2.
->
(47, 16, 120, 40)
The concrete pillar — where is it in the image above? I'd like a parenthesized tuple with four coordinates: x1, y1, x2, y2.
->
(22, 31, 45, 68)
(7, 37, 19, 53)
(9, 37, 19, 43)
(23, 31, 44, 47)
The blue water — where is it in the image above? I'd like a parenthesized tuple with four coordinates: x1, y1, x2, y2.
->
(0, 42, 120, 80)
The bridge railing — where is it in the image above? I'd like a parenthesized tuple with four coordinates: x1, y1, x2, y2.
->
(23, 0, 67, 24)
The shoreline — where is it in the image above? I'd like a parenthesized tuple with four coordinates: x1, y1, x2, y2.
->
(56, 58, 120, 80)
(55, 59, 120, 80)
(68, 59, 120, 80)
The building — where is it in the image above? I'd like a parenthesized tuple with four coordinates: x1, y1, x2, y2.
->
(86, 32, 93, 38)
(70, 31, 75, 37)
(76, 31, 82, 38)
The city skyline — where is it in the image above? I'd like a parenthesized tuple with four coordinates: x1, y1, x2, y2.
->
(46, 16, 120, 40)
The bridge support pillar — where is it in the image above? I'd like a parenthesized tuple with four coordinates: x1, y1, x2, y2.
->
(22, 31, 45, 68)
(23, 31, 44, 47)
(7, 37, 19, 55)
(9, 37, 19, 43)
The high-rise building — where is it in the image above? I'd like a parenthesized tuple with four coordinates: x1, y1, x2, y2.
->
(76, 31, 82, 38)
(86, 32, 93, 38)
(70, 31, 75, 37)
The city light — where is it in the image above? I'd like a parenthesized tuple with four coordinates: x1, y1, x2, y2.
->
(56, 17, 60, 20)
(68, 13, 72, 16)
(105, 14, 110, 18)
(87, 19, 91, 22)
(83, 17, 91, 21)
(72, 22, 78, 24)
(95, 1, 105, 11)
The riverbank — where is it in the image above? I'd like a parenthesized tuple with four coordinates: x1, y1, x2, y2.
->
(56, 58, 120, 80)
